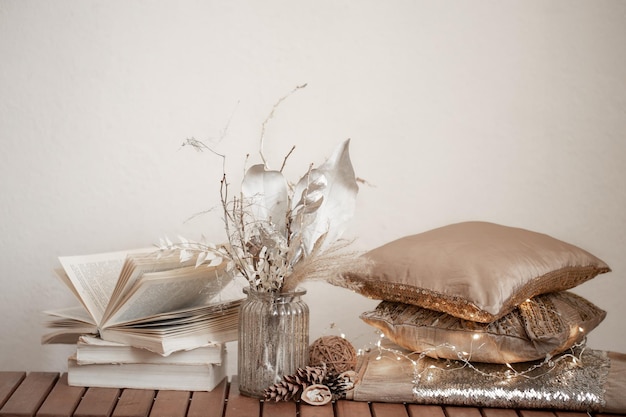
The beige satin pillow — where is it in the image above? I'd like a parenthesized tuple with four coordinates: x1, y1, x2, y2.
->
(361, 291, 606, 364)
(344, 221, 610, 322)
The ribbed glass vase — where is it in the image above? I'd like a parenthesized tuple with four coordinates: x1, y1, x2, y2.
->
(237, 287, 309, 398)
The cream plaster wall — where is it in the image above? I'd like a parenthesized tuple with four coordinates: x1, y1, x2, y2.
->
(1, 1, 625, 374)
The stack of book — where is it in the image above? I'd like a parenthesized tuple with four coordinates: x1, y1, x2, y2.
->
(68, 335, 227, 391)
(42, 248, 244, 391)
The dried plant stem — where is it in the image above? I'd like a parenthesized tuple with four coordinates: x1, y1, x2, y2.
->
(220, 175, 247, 280)
(293, 163, 315, 248)
(279, 145, 296, 173)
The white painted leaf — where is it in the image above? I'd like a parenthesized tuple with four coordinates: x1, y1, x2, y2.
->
(291, 139, 358, 255)
(195, 251, 208, 267)
(179, 249, 192, 262)
(207, 255, 223, 267)
(241, 164, 289, 235)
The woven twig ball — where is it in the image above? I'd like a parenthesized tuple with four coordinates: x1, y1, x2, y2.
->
(308, 336, 357, 374)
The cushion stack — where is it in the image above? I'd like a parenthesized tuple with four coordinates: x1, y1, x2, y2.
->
(344, 221, 611, 364)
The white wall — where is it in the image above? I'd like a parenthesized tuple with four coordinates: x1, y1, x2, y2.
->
(1, 1, 625, 374)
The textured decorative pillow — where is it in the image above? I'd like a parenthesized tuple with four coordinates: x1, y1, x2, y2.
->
(343, 221, 610, 322)
(360, 291, 606, 364)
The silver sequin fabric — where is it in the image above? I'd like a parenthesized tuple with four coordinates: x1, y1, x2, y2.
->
(412, 349, 610, 411)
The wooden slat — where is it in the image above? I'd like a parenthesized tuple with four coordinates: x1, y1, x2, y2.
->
(6, 372, 626, 417)
(299, 401, 334, 417)
(482, 409, 520, 417)
(112, 389, 155, 417)
(0, 373, 26, 409)
(519, 411, 557, 417)
(187, 378, 228, 417)
(0, 372, 58, 417)
(335, 400, 371, 417)
(149, 391, 189, 417)
(223, 377, 260, 417)
(446, 406, 483, 417)
(371, 402, 408, 417)
(262, 400, 297, 417)
(73, 387, 120, 417)
(407, 404, 447, 417)
(36, 374, 85, 417)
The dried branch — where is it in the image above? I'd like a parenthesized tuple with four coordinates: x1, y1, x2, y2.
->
(279, 145, 296, 173)
(259, 83, 307, 169)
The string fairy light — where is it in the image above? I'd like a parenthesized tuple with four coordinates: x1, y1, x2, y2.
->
(361, 293, 595, 384)
(354, 296, 608, 411)
(369, 331, 589, 384)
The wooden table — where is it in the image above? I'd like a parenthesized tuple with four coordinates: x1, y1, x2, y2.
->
(0, 372, 622, 417)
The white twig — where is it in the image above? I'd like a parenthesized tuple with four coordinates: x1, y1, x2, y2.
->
(259, 83, 307, 169)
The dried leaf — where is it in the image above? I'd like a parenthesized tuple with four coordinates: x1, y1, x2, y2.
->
(241, 164, 289, 235)
(195, 251, 208, 267)
(179, 249, 192, 262)
(291, 139, 358, 255)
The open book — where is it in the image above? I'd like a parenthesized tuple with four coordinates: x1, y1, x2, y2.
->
(42, 248, 244, 355)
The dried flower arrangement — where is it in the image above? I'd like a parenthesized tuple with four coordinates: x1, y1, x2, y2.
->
(225, 139, 362, 292)
(162, 87, 368, 293)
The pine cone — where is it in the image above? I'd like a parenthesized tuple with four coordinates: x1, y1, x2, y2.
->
(264, 379, 301, 402)
(264, 365, 328, 402)
(323, 370, 357, 400)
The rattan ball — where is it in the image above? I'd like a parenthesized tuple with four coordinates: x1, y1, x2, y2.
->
(308, 336, 357, 374)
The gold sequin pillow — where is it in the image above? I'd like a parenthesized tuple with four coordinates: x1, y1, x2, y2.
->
(343, 221, 610, 322)
(361, 291, 606, 364)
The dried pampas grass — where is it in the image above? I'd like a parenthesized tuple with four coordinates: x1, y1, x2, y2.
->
(282, 237, 371, 292)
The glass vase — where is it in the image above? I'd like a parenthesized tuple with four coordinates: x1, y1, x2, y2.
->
(237, 287, 309, 398)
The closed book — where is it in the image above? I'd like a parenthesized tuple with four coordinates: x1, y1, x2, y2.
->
(68, 354, 226, 391)
(75, 335, 225, 365)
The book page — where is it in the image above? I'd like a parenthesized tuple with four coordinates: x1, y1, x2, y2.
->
(102, 262, 230, 327)
(102, 250, 195, 323)
(115, 298, 242, 327)
(43, 305, 98, 324)
(58, 248, 152, 324)
(41, 306, 99, 344)
(100, 309, 240, 355)
(53, 268, 89, 312)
